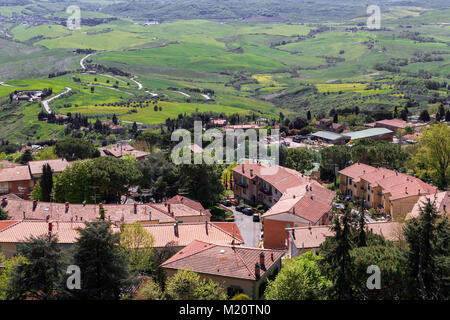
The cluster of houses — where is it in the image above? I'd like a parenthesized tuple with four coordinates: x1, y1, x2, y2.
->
(11, 91, 43, 103)
(1, 155, 448, 298)
(0, 144, 149, 200)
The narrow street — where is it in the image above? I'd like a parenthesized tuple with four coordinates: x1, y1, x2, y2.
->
(229, 205, 260, 247)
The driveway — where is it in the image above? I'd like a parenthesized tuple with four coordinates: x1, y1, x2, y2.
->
(229, 205, 260, 247)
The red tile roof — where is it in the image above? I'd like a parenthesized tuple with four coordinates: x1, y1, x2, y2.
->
(263, 181, 335, 223)
(130, 222, 244, 248)
(339, 163, 377, 182)
(0, 197, 175, 224)
(100, 144, 149, 159)
(210, 222, 244, 243)
(0, 220, 19, 232)
(161, 240, 284, 280)
(0, 220, 85, 244)
(0, 166, 31, 182)
(408, 191, 450, 219)
(28, 159, 71, 177)
(288, 222, 403, 249)
(167, 195, 205, 212)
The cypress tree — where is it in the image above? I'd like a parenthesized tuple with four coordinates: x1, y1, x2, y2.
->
(40, 164, 53, 202)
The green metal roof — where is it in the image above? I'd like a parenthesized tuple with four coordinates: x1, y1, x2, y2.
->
(342, 128, 393, 140)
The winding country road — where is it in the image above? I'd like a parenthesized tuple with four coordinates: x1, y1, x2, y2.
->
(42, 87, 72, 114)
(80, 53, 94, 70)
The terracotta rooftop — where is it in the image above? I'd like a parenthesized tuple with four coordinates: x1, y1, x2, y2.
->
(374, 118, 416, 129)
(27, 158, 71, 177)
(0, 166, 31, 182)
(0, 220, 85, 244)
(407, 191, 450, 220)
(161, 240, 284, 281)
(167, 195, 205, 212)
(0, 196, 175, 224)
(340, 163, 437, 200)
(0, 220, 19, 232)
(288, 221, 403, 249)
(133, 222, 244, 248)
(149, 202, 210, 219)
(263, 181, 335, 223)
(0, 161, 21, 169)
(100, 144, 149, 159)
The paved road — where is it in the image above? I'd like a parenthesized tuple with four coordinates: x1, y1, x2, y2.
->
(42, 87, 72, 114)
(229, 205, 260, 247)
(130, 77, 143, 90)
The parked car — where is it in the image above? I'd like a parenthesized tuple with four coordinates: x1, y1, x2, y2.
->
(242, 207, 254, 215)
(235, 205, 245, 212)
(252, 213, 260, 222)
(222, 199, 231, 207)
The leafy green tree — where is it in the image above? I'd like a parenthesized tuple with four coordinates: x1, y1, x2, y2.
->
(71, 221, 132, 300)
(55, 138, 100, 161)
(265, 251, 331, 300)
(164, 270, 227, 300)
(231, 293, 251, 300)
(177, 164, 224, 208)
(0, 253, 28, 300)
(409, 123, 450, 189)
(19, 149, 33, 164)
(7, 235, 65, 300)
(0, 207, 9, 220)
(134, 278, 162, 300)
(54, 157, 142, 204)
(138, 130, 161, 151)
(350, 245, 413, 300)
(40, 164, 53, 202)
(319, 145, 351, 182)
(285, 148, 314, 174)
(138, 152, 179, 202)
(419, 110, 430, 122)
(120, 222, 155, 275)
(350, 139, 409, 169)
(404, 198, 450, 299)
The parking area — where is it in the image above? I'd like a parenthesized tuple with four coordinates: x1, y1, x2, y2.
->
(228, 205, 261, 247)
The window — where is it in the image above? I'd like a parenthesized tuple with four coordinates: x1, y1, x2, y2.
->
(367, 195, 370, 202)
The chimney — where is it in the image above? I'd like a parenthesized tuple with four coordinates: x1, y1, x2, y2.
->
(65, 202, 69, 213)
(418, 188, 420, 195)
(23, 211, 26, 220)
(271, 252, 274, 262)
(293, 195, 296, 199)
(311, 195, 314, 200)
(48, 222, 53, 235)
(250, 168, 253, 177)
(32, 200, 37, 211)
(259, 252, 265, 268)
(254, 263, 260, 279)
(134, 203, 137, 214)
(174, 222, 179, 237)
(168, 203, 171, 214)
(310, 186, 312, 191)
(205, 221, 209, 235)
(405, 186, 408, 194)
(443, 205, 446, 212)
(242, 164, 245, 174)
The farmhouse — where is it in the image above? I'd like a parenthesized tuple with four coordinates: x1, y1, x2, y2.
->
(365, 118, 420, 132)
(313, 118, 345, 133)
(161, 240, 284, 299)
(339, 163, 438, 220)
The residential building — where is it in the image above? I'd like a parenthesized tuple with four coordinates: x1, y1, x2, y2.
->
(161, 240, 284, 299)
(99, 143, 149, 160)
(27, 158, 71, 183)
(407, 191, 449, 220)
(339, 163, 438, 220)
(0, 166, 33, 200)
(365, 118, 420, 132)
(232, 163, 335, 249)
(129, 222, 244, 251)
(286, 221, 403, 257)
(0, 220, 85, 258)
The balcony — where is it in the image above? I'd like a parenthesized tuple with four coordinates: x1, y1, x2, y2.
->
(235, 181, 248, 188)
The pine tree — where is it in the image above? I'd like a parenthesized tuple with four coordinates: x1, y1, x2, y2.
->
(0, 207, 9, 220)
(306, 110, 311, 121)
(7, 234, 65, 300)
(40, 164, 53, 202)
(71, 221, 132, 300)
(321, 205, 355, 300)
(404, 198, 450, 299)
